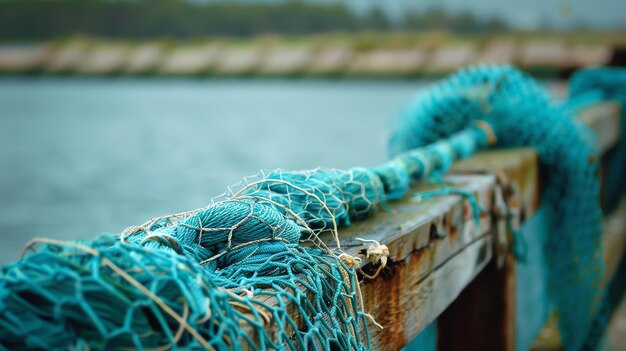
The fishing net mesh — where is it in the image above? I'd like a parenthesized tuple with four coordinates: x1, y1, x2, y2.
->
(568, 67, 626, 349)
(0, 65, 623, 350)
(3, 236, 365, 350)
(388, 65, 611, 351)
(1, 167, 386, 351)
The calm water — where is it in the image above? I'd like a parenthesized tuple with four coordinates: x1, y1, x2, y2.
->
(0, 77, 426, 263)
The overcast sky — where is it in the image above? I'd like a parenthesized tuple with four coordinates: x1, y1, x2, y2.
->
(311, 0, 626, 29)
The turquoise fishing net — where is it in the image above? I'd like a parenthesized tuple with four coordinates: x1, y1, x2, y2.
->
(570, 67, 626, 213)
(388, 65, 609, 351)
(568, 67, 626, 350)
(1, 167, 388, 350)
(1, 236, 367, 350)
(0, 65, 621, 350)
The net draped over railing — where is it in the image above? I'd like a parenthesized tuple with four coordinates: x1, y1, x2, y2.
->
(567, 67, 626, 349)
(0, 65, 624, 351)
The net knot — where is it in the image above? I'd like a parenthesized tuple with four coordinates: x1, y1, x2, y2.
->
(338, 253, 361, 268)
(355, 238, 389, 279)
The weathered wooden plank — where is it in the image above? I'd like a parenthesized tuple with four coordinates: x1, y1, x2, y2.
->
(255, 101, 620, 350)
(452, 147, 540, 223)
(319, 174, 496, 351)
(326, 175, 494, 262)
(366, 233, 492, 350)
(435, 147, 539, 351)
(437, 255, 517, 351)
(242, 176, 496, 348)
(242, 174, 496, 350)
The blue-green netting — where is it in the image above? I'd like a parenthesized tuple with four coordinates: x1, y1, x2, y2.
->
(568, 67, 626, 349)
(0, 65, 623, 350)
(570, 67, 626, 213)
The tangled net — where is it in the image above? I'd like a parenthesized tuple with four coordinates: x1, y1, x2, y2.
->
(568, 67, 626, 349)
(0, 65, 622, 350)
(388, 65, 611, 351)
(2, 168, 386, 350)
(570, 67, 626, 213)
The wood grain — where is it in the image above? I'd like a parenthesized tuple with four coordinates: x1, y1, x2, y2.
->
(251, 102, 621, 350)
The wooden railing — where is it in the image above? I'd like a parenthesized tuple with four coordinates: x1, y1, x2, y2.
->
(259, 102, 624, 350)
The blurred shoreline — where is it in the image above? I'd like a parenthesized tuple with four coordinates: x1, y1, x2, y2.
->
(1, 32, 624, 78)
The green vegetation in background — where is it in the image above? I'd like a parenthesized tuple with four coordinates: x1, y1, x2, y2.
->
(0, 0, 507, 41)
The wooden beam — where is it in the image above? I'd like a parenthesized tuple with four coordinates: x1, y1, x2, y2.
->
(246, 175, 497, 350)
(315, 174, 496, 351)
(364, 233, 492, 350)
(436, 148, 539, 351)
(354, 177, 494, 350)
(253, 102, 620, 350)
(437, 255, 517, 351)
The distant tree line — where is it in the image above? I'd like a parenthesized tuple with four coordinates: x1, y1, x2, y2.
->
(404, 9, 507, 33)
(0, 0, 508, 41)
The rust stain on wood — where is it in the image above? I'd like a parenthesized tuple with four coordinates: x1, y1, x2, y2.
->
(361, 246, 433, 350)
(242, 101, 621, 350)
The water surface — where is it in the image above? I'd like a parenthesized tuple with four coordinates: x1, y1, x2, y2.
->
(0, 77, 426, 263)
